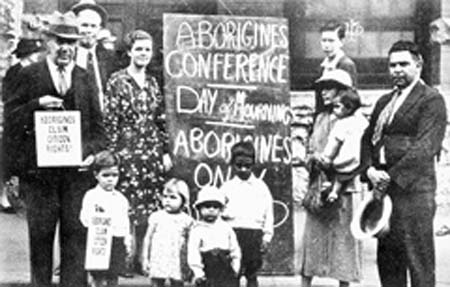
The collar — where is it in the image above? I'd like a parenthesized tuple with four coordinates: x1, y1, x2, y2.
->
(231, 173, 257, 184)
(397, 76, 421, 98)
(93, 184, 118, 194)
(320, 49, 345, 70)
(46, 56, 75, 73)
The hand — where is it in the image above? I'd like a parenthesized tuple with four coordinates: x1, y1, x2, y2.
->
(327, 190, 338, 202)
(261, 240, 270, 254)
(124, 235, 132, 255)
(141, 259, 150, 276)
(194, 276, 206, 287)
(81, 155, 95, 167)
(367, 167, 390, 189)
(39, 95, 63, 109)
(162, 153, 173, 171)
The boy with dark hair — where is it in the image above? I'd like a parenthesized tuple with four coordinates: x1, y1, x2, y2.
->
(319, 20, 357, 85)
(220, 141, 274, 287)
(80, 150, 132, 287)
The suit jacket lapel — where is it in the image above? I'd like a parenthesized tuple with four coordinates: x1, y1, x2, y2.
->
(390, 81, 424, 125)
(41, 61, 59, 95)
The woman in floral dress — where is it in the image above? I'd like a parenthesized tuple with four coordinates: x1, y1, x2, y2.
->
(103, 29, 171, 274)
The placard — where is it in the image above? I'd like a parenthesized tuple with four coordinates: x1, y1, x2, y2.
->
(163, 14, 293, 274)
(34, 111, 82, 167)
(85, 215, 113, 270)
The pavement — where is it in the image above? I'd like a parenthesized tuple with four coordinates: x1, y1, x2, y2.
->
(1, 208, 450, 287)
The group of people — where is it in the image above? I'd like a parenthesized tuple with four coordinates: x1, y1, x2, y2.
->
(80, 141, 273, 287)
(0, 1, 447, 287)
(299, 21, 447, 287)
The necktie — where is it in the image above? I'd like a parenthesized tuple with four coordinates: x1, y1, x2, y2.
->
(371, 89, 401, 146)
(57, 67, 68, 96)
(87, 51, 95, 77)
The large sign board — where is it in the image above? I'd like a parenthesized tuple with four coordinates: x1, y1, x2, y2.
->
(163, 13, 293, 274)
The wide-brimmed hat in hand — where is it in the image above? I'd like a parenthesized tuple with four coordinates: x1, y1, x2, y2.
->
(314, 69, 353, 89)
(351, 192, 392, 240)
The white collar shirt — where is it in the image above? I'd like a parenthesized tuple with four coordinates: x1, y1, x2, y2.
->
(47, 56, 74, 94)
(220, 174, 274, 243)
(320, 49, 345, 73)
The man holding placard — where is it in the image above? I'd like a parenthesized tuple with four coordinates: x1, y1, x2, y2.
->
(4, 11, 106, 287)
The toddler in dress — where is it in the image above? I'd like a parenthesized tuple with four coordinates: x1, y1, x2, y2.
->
(141, 178, 193, 287)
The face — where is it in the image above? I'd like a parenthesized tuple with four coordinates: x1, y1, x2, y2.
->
(232, 155, 254, 180)
(162, 188, 183, 213)
(77, 9, 102, 48)
(389, 50, 422, 89)
(321, 29, 343, 57)
(128, 39, 153, 68)
(95, 166, 119, 191)
(332, 97, 351, 118)
(320, 87, 338, 106)
(198, 201, 222, 223)
(47, 36, 77, 67)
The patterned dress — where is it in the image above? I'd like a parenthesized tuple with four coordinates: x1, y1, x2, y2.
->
(146, 210, 193, 281)
(104, 69, 167, 226)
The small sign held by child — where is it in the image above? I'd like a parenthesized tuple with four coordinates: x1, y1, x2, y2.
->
(85, 214, 113, 270)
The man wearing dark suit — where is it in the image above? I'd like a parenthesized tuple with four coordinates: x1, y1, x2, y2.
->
(71, 0, 116, 110)
(319, 21, 357, 86)
(4, 12, 106, 287)
(361, 40, 447, 287)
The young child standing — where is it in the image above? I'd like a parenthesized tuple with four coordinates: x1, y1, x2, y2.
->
(220, 141, 274, 287)
(188, 186, 241, 287)
(79, 150, 132, 287)
(141, 178, 193, 287)
(314, 88, 368, 202)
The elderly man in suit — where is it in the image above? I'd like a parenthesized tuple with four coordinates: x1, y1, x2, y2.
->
(4, 12, 106, 287)
(71, 0, 116, 110)
(361, 40, 447, 287)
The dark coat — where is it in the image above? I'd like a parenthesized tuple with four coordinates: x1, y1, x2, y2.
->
(361, 80, 447, 195)
(96, 44, 118, 91)
(335, 54, 357, 87)
(4, 60, 107, 175)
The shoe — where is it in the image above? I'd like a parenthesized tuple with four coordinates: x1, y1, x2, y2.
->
(119, 271, 134, 278)
(436, 225, 450, 236)
(0, 205, 16, 214)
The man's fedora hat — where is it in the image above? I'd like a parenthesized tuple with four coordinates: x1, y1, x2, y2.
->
(44, 11, 82, 40)
(12, 38, 45, 58)
(351, 193, 392, 240)
(314, 69, 353, 89)
(71, 0, 108, 26)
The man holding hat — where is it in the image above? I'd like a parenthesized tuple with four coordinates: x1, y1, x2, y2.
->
(4, 11, 106, 287)
(71, 0, 116, 110)
(361, 40, 447, 287)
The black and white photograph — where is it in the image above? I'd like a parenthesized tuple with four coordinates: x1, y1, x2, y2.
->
(1, 0, 449, 286)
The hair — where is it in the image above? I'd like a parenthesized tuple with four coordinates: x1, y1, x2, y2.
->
(164, 178, 189, 207)
(124, 29, 153, 51)
(335, 88, 361, 115)
(92, 150, 120, 173)
(230, 141, 255, 164)
(320, 21, 346, 40)
(388, 40, 423, 63)
(314, 82, 349, 116)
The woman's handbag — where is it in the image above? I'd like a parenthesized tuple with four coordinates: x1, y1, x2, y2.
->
(302, 158, 341, 216)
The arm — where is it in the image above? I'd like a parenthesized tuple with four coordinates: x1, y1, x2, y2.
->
(103, 76, 121, 151)
(228, 227, 241, 275)
(141, 213, 157, 267)
(79, 192, 92, 228)
(187, 226, 205, 280)
(262, 183, 274, 245)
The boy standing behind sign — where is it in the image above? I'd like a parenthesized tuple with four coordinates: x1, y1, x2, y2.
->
(220, 141, 274, 287)
(80, 151, 132, 287)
